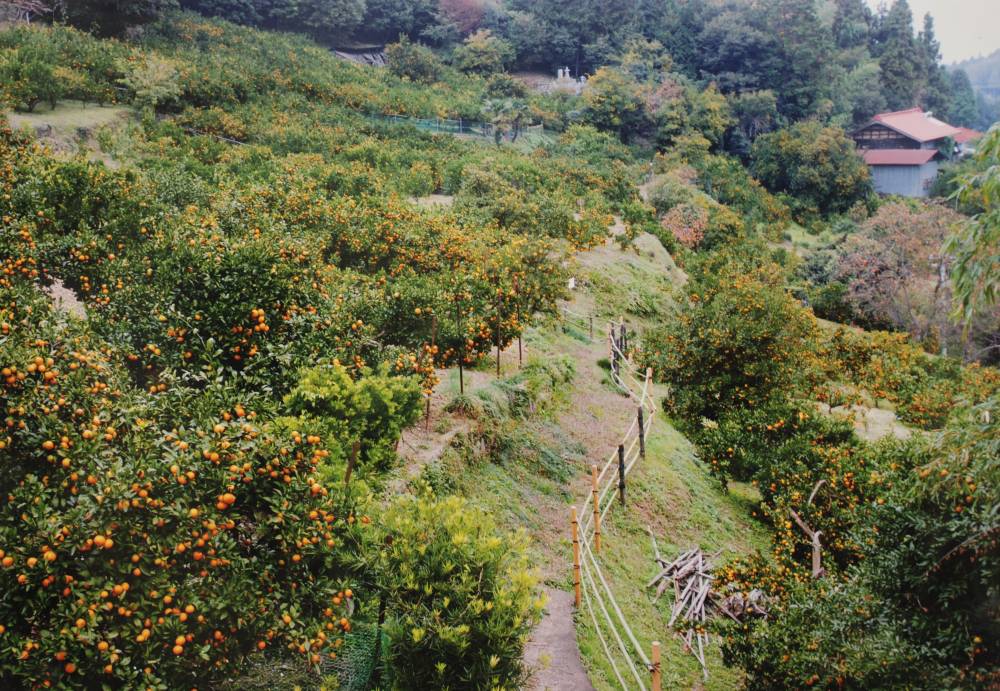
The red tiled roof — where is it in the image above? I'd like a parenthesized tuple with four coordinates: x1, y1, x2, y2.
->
(954, 127, 984, 144)
(862, 149, 939, 166)
(871, 108, 961, 143)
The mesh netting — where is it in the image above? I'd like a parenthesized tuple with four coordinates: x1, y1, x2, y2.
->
(322, 622, 381, 691)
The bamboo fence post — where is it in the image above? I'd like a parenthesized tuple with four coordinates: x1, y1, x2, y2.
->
(609, 323, 617, 376)
(651, 641, 661, 691)
(618, 444, 626, 506)
(515, 276, 522, 368)
(638, 407, 646, 459)
(571, 506, 581, 608)
(591, 464, 601, 553)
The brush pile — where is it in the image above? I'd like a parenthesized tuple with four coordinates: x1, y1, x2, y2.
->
(647, 531, 769, 679)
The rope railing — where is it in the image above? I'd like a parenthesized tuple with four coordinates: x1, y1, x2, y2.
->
(570, 314, 662, 691)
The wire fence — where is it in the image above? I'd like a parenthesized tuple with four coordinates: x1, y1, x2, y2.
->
(365, 112, 549, 143)
(570, 316, 663, 691)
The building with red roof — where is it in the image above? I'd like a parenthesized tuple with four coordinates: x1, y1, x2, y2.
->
(852, 108, 963, 197)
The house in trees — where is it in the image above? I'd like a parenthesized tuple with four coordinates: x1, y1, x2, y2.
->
(852, 108, 961, 197)
(954, 127, 984, 156)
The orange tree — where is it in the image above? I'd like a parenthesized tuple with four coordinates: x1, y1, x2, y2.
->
(641, 243, 816, 429)
(0, 285, 360, 689)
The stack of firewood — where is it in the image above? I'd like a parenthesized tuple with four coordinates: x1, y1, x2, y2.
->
(647, 532, 769, 679)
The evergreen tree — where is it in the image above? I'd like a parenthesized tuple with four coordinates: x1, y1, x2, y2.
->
(765, 0, 836, 120)
(877, 0, 925, 110)
(917, 13, 952, 120)
(832, 0, 871, 50)
(949, 69, 980, 128)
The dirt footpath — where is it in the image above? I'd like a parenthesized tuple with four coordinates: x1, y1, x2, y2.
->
(524, 588, 596, 691)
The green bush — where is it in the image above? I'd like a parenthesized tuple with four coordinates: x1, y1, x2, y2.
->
(386, 37, 443, 85)
(281, 363, 423, 473)
(369, 492, 544, 690)
(452, 30, 514, 76)
(751, 120, 873, 219)
(643, 248, 815, 427)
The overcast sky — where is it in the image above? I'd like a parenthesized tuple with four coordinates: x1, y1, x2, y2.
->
(866, 0, 1000, 63)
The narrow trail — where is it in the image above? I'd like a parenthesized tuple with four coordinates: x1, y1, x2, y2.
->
(524, 588, 596, 691)
(392, 228, 670, 690)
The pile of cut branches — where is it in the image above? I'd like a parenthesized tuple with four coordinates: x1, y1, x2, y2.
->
(647, 531, 769, 679)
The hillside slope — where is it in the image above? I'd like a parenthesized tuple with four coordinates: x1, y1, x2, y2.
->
(393, 230, 769, 689)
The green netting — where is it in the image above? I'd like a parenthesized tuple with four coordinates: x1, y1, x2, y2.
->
(322, 621, 382, 691)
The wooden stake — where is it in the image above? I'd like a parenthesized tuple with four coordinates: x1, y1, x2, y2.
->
(638, 407, 646, 459)
(344, 440, 359, 488)
(591, 464, 601, 553)
(609, 323, 617, 376)
(571, 505, 581, 608)
(496, 290, 502, 378)
(589, 315, 594, 340)
(425, 315, 437, 431)
(455, 300, 464, 395)
(651, 641, 661, 691)
(618, 444, 626, 506)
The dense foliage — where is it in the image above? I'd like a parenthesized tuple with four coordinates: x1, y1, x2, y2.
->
(0, 14, 653, 687)
(751, 121, 873, 220)
(643, 247, 815, 427)
(364, 492, 543, 690)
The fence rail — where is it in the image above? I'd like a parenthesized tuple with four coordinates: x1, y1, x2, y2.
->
(571, 317, 661, 691)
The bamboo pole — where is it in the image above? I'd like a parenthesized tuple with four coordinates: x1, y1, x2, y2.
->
(638, 407, 646, 459)
(651, 641, 661, 691)
(571, 505, 581, 608)
(618, 444, 626, 506)
(591, 464, 601, 553)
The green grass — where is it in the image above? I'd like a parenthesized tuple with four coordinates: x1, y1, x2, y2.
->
(574, 410, 770, 690)
(409, 232, 767, 688)
(7, 99, 129, 132)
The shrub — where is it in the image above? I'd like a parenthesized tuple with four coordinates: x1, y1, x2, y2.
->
(646, 172, 694, 215)
(720, 577, 952, 689)
(659, 202, 707, 249)
(281, 362, 423, 473)
(368, 492, 543, 690)
(452, 30, 514, 76)
(751, 121, 873, 219)
(386, 37, 443, 85)
(118, 51, 181, 112)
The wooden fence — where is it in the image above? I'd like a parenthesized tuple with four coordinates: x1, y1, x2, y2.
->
(565, 313, 662, 691)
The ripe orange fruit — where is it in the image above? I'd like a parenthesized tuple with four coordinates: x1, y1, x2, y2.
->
(172, 645, 184, 655)
(64, 663, 76, 674)
(97, 641, 109, 652)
